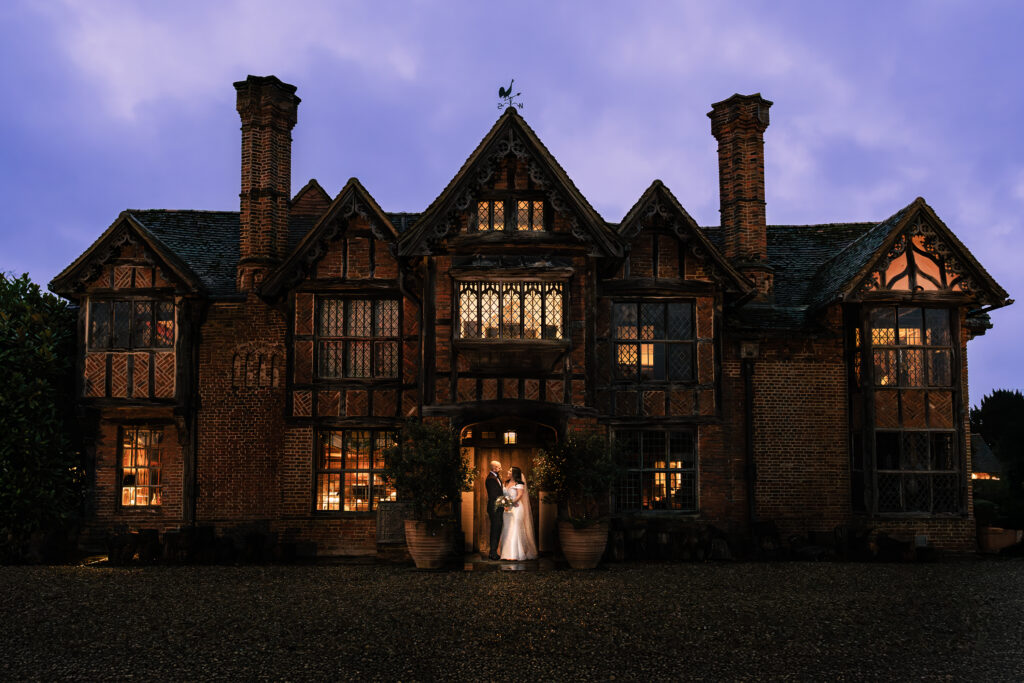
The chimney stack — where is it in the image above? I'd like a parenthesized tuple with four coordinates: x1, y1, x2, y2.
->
(709, 93, 773, 296)
(234, 75, 300, 292)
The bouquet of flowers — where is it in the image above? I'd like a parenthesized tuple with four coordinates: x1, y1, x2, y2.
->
(494, 495, 514, 511)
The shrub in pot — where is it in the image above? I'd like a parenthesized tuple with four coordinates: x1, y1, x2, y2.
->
(383, 420, 475, 568)
(532, 433, 617, 569)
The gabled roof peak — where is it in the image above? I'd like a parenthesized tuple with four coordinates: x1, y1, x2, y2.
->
(398, 101, 621, 256)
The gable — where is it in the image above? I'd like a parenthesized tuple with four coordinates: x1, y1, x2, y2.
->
(615, 181, 752, 293)
(291, 178, 332, 218)
(50, 212, 207, 298)
(399, 108, 622, 257)
(811, 198, 1009, 309)
(262, 178, 399, 295)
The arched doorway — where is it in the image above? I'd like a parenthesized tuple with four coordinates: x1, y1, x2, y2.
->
(460, 417, 556, 555)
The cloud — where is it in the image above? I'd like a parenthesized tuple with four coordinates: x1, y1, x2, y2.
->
(36, 0, 422, 120)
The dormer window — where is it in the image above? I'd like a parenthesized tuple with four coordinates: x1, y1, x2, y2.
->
(473, 199, 546, 232)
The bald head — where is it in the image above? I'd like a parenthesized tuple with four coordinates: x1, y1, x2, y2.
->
(490, 460, 502, 473)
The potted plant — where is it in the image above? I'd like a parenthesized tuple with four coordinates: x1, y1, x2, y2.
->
(532, 432, 618, 569)
(382, 420, 475, 568)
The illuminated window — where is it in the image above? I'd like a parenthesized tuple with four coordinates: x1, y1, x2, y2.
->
(120, 427, 162, 507)
(614, 430, 696, 512)
(474, 199, 546, 232)
(850, 306, 960, 515)
(316, 430, 397, 512)
(475, 201, 505, 231)
(613, 302, 694, 381)
(317, 299, 399, 379)
(481, 431, 496, 440)
(458, 281, 564, 340)
(503, 431, 517, 445)
(516, 200, 544, 231)
(865, 231, 969, 293)
(869, 307, 951, 389)
(89, 299, 174, 350)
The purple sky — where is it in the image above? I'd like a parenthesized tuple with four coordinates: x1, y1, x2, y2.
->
(2, 1, 1021, 404)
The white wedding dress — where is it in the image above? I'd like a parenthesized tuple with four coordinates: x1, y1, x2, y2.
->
(497, 482, 538, 560)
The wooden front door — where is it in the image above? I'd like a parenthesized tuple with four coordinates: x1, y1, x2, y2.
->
(473, 446, 538, 555)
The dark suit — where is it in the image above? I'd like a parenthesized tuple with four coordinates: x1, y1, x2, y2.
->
(485, 470, 504, 557)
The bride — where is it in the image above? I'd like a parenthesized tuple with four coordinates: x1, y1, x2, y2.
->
(497, 466, 538, 561)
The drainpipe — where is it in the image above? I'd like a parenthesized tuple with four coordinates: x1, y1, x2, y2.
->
(741, 346, 758, 524)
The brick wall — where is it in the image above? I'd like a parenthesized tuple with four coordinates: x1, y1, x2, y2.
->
(196, 295, 287, 523)
(81, 405, 185, 547)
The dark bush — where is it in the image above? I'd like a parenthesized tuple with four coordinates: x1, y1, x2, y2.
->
(0, 273, 82, 562)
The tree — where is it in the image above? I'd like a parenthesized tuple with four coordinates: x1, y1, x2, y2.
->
(971, 389, 1024, 527)
(0, 273, 82, 562)
(382, 420, 475, 522)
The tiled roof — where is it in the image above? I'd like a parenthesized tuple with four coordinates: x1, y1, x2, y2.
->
(387, 212, 420, 234)
(805, 206, 911, 310)
(127, 209, 421, 297)
(109, 207, 989, 331)
(971, 434, 1002, 475)
(770, 222, 878, 308)
(128, 210, 240, 297)
(288, 215, 317, 252)
(703, 221, 880, 329)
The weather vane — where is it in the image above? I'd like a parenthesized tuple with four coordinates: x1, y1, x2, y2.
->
(497, 79, 523, 110)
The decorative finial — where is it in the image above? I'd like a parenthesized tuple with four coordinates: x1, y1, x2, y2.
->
(497, 79, 523, 110)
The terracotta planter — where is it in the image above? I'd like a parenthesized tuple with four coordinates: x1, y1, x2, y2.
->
(979, 526, 1022, 554)
(558, 520, 609, 569)
(404, 520, 454, 569)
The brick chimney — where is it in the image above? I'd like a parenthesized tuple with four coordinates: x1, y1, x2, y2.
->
(234, 75, 300, 292)
(708, 93, 773, 296)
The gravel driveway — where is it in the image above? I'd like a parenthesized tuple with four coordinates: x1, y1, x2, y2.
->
(1, 559, 1021, 681)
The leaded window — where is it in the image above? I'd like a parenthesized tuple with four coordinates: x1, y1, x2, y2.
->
(120, 427, 162, 507)
(853, 306, 961, 515)
(476, 200, 505, 231)
(458, 281, 563, 340)
(317, 299, 399, 379)
(615, 430, 696, 512)
(315, 429, 397, 512)
(89, 299, 174, 350)
(613, 302, 694, 381)
(472, 199, 546, 232)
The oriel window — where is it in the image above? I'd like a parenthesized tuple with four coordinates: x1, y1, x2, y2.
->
(458, 281, 563, 340)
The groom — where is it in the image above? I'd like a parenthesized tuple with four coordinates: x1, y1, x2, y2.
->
(485, 460, 504, 560)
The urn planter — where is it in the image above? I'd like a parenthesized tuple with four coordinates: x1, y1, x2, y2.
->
(404, 520, 454, 569)
(558, 520, 609, 569)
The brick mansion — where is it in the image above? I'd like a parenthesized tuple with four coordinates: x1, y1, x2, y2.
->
(51, 76, 1010, 555)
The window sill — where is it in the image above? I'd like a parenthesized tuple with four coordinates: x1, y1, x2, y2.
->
(612, 511, 701, 519)
(859, 512, 967, 520)
(311, 511, 378, 519)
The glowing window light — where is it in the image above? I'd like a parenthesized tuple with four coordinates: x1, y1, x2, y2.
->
(504, 431, 517, 445)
